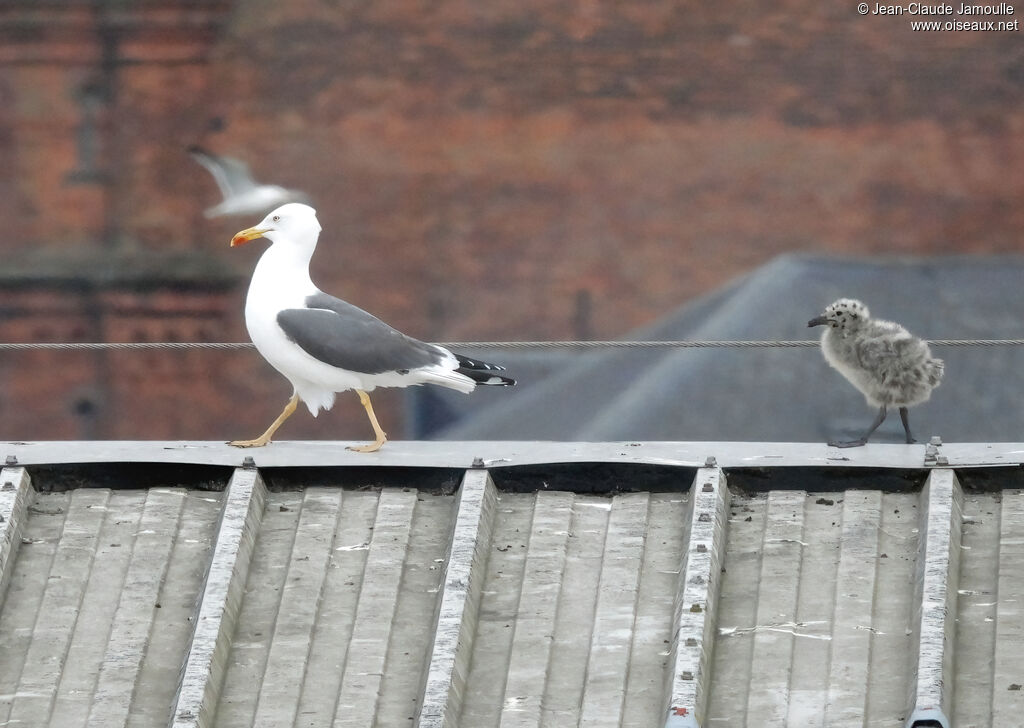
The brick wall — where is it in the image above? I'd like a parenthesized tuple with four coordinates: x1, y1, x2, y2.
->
(0, 0, 1021, 440)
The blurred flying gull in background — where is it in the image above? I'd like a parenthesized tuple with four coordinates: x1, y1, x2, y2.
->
(228, 203, 515, 452)
(188, 145, 309, 218)
(809, 298, 944, 448)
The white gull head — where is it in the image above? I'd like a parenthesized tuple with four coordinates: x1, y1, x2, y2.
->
(230, 203, 322, 259)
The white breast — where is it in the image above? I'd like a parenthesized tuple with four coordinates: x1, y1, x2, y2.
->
(243, 247, 353, 412)
(244, 247, 314, 355)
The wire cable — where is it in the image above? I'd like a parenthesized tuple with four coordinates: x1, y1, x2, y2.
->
(0, 339, 1022, 351)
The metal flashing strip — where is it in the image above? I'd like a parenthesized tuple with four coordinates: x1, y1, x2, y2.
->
(744, 490, 807, 723)
(333, 488, 420, 723)
(2, 439, 1010, 471)
(171, 467, 267, 728)
(0, 467, 33, 599)
(418, 469, 498, 728)
(824, 490, 884, 723)
(905, 469, 962, 728)
(579, 491, 652, 724)
(87, 490, 191, 726)
(498, 490, 574, 723)
(665, 467, 730, 728)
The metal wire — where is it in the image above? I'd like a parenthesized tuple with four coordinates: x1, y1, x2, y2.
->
(0, 339, 1022, 351)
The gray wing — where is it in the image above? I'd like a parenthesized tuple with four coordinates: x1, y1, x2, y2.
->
(276, 293, 447, 375)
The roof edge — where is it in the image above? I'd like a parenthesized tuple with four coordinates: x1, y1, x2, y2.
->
(1, 440, 1020, 470)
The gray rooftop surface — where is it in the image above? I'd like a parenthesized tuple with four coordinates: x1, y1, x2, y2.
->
(0, 440, 1022, 727)
(426, 254, 1024, 444)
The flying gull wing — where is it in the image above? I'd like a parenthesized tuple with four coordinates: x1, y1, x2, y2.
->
(188, 146, 260, 197)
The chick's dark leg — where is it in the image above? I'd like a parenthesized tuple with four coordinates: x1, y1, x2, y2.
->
(830, 405, 887, 448)
(898, 406, 917, 444)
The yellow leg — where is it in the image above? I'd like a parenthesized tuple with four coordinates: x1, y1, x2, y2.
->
(347, 389, 388, 453)
(229, 393, 299, 448)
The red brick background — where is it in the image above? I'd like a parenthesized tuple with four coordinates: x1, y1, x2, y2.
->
(0, 1, 1021, 441)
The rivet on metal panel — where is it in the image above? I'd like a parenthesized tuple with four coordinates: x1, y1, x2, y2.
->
(242, 456, 256, 470)
(698, 512, 712, 522)
(689, 603, 703, 613)
(702, 482, 714, 493)
(680, 671, 694, 681)
(685, 637, 698, 647)
(924, 444, 938, 464)
(4, 455, 16, 466)
(2, 481, 13, 492)
(936, 455, 949, 466)
(929, 435, 943, 446)
(471, 457, 485, 469)
(704, 456, 717, 468)
(696, 543, 708, 553)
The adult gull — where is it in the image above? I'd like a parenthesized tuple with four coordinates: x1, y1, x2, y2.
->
(228, 203, 515, 452)
(809, 298, 943, 448)
(189, 145, 309, 218)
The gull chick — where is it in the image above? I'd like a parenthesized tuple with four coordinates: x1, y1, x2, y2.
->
(229, 203, 515, 452)
(808, 298, 943, 448)
(189, 145, 309, 218)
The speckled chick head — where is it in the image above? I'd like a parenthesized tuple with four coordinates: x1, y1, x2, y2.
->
(808, 298, 870, 335)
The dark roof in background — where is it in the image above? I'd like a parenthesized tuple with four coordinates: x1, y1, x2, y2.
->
(423, 254, 1024, 443)
(0, 439, 1018, 728)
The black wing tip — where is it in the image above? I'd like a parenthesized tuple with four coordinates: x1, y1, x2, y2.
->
(455, 353, 506, 371)
(463, 370, 516, 386)
(454, 353, 515, 386)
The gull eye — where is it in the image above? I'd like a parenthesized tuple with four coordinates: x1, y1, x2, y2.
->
(273, 215, 281, 222)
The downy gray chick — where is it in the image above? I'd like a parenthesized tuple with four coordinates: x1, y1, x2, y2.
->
(808, 298, 943, 448)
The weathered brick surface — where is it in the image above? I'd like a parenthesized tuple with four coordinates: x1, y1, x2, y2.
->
(0, 0, 1021, 439)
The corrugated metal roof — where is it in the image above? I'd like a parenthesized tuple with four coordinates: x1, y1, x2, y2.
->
(0, 441, 1021, 727)
(0, 480, 226, 727)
